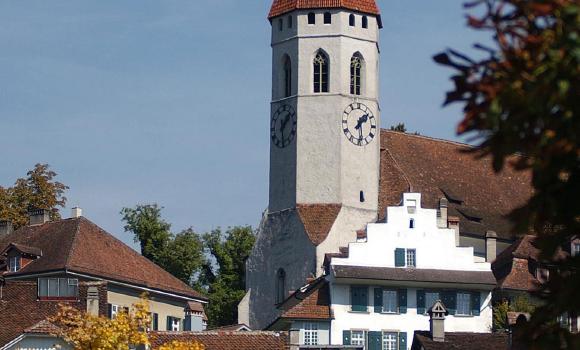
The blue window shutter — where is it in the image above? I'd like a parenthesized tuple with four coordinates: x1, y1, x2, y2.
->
(417, 290, 426, 314)
(184, 315, 192, 331)
(398, 289, 407, 314)
(166, 316, 172, 331)
(374, 288, 383, 313)
(398, 332, 407, 350)
(442, 291, 457, 315)
(153, 313, 158, 331)
(342, 330, 351, 345)
(395, 248, 405, 267)
(471, 292, 481, 316)
(351, 286, 368, 312)
(368, 331, 382, 350)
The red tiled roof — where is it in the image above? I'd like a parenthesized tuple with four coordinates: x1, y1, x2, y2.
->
(269, 0, 380, 19)
(150, 331, 288, 350)
(23, 319, 61, 334)
(207, 324, 252, 332)
(1, 242, 42, 257)
(380, 130, 534, 240)
(0, 217, 205, 300)
(297, 204, 341, 245)
(278, 277, 332, 320)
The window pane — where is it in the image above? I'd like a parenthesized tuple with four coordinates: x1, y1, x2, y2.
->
(425, 292, 440, 312)
(67, 279, 79, 297)
(304, 322, 319, 345)
(351, 331, 365, 346)
(59, 278, 68, 296)
(48, 278, 59, 297)
(38, 278, 48, 297)
(382, 290, 398, 313)
(324, 12, 331, 24)
(457, 293, 471, 315)
(308, 13, 315, 25)
(382, 332, 397, 350)
(406, 249, 416, 267)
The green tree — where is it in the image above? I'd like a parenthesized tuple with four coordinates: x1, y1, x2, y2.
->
(202, 226, 256, 327)
(162, 228, 206, 286)
(0, 164, 69, 229)
(435, 0, 580, 348)
(390, 123, 408, 133)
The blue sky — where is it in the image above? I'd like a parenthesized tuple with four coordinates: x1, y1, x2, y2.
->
(0, 1, 487, 247)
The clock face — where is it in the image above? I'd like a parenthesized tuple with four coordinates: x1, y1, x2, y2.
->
(342, 102, 377, 146)
(271, 104, 297, 148)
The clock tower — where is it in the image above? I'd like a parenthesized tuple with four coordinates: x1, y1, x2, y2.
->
(241, 0, 383, 329)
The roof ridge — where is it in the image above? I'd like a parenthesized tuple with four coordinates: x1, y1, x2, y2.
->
(381, 129, 475, 149)
(382, 145, 412, 194)
(64, 217, 83, 269)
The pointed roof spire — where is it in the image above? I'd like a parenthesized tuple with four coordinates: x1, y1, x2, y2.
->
(269, 0, 380, 19)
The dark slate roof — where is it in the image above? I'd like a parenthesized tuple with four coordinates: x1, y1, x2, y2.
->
(269, 0, 380, 18)
(412, 331, 509, 350)
(0, 217, 205, 300)
(332, 265, 496, 286)
(380, 130, 533, 240)
(150, 331, 289, 350)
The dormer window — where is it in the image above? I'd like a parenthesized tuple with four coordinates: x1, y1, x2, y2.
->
(9, 256, 20, 272)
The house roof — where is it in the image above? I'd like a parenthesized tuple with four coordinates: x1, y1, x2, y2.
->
(23, 320, 60, 335)
(412, 331, 509, 350)
(379, 130, 533, 240)
(269, 0, 380, 19)
(332, 265, 497, 286)
(150, 331, 289, 350)
(207, 324, 252, 332)
(279, 277, 332, 320)
(1, 243, 42, 257)
(297, 204, 342, 245)
(0, 217, 205, 300)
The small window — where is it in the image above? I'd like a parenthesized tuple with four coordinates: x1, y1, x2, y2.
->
(283, 55, 292, 97)
(382, 332, 398, 350)
(350, 286, 368, 312)
(38, 278, 79, 299)
(536, 267, 550, 283)
(303, 322, 319, 345)
(382, 290, 398, 313)
(323, 12, 332, 24)
(573, 243, 580, 257)
(409, 219, 415, 229)
(313, 51, 329, 93)
(9, 256, 20, 272)
(152, 313, 159, 330)
(276, 268, 286, 304)
(362, 16, 368, 28)
(308, 12, 316, 25)
(360, 191, 365, 203)
(278, 18, 283, 31)
(167, 317, 181, 331)
(425, 292, 440, 313)
(456, 292, 471, 315)
(288, 15, 293, 28)
(350, 53, 363, 95)
(351, 330, 366, 346)
(406, 249, 416, 267)
(108, 304, 119, 319)
(349, 14, 355, 27)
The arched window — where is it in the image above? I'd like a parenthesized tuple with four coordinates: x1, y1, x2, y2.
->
(350, 53, 363, 95)
(313, 51, 329, 93)
(283, 55, 292, 97)
(362, 16, 368, 28)
(276, 268, 286, 304)
(308, 12, 316, 25)
(349, 14, 355, 27)
(324, 12, 332, 24)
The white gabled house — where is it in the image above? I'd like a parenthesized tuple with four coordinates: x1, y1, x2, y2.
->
(269, 193, 497, 350)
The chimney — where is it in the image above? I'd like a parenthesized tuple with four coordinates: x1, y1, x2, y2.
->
(486, 231, 498, 263)
(71, 207, 83, 218)
(86, 286, 100, 316)
(28, 208, 50, 225)
(448, 216, 460, 247)
(429, 300, 448, 342)
(437, 198, 448, 228)
(0, 220, 13, 236)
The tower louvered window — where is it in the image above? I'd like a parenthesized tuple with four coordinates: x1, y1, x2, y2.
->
(350, 53, 363, 95)
(313, 52, 329, 93)
(284, 56, 292, 97)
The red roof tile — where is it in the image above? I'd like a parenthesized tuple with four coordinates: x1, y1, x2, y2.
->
(0, 217, 205, 300)
(380, 130, 534, 240)
(150, 331, 289, 350)
(278, 277, 332, 320)
(297, 204, 341, 245)
(23, 320, 61, 334)
(269, 0, 380, 19)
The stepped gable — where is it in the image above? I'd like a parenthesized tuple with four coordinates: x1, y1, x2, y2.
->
(150, 331, 288, 350)
(0, 217, 204, 300)
(269, 0, 380, 19)
(296, 204, 342, 245)
(379, 130, 533, 240)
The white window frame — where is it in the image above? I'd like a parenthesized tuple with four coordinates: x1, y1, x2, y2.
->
(303, 322, 319, 345)
(382, 332, 398, 350)
(351, 330, 366, 346)
(406, 249, 416, 267)
(171, 317, 181, 332)
(38, 277, 79, 298)
(9, 256, 20, 272)
(111, 304, 119, 319)
(382, 290, 398, 313)
(456, 292, 471, 316)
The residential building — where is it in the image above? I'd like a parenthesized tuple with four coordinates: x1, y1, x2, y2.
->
(242, 0, 533, 330)
(0, 209, 207, 350)
(150, 331, 289, 350)
(269, 193, 497, 349)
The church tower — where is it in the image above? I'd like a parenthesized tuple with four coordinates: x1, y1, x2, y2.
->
(240, 0, 382, 329)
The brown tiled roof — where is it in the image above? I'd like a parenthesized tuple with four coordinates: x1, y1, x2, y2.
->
(412, 331, 509, 350)
(0, 217, 205, 300)
(150, 331, 289, 350)
(23, 319, 61, 334)
(332, 265, 497, 286)
(208, 324, 252, 331)
(186, 301, 208, 321)
(278, 277, 332, 320)
(269, 0, 380, 18)
(297, 204, 342, 245)
(380, 130, 533, 240)
(1, 242, 42, 257)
